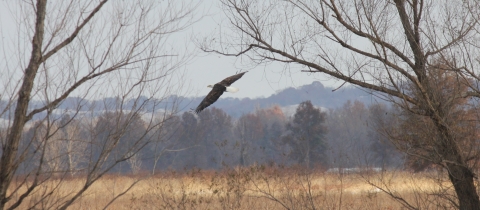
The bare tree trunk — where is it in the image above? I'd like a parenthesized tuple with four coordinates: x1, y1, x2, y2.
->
(0, 1, 46, 209)
(434, 120, 480, 209)
(447, 162, 479, 210)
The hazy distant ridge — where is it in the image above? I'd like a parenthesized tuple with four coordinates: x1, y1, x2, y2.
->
(181, 81, 375, 117)
(0, 82, 375, 119)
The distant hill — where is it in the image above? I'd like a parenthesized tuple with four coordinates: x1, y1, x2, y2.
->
(0, 82, 378, 120)
(179, 81, 377, 117)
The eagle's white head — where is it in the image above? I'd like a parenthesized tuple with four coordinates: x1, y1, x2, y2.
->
(207, 84, 239, 93)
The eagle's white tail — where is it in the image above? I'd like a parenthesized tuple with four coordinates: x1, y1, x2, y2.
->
(226, 86, 239, 93)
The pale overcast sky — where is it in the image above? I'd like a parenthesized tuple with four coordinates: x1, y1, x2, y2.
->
(182, 1, 341, 99)
(0, 1, 340, 100)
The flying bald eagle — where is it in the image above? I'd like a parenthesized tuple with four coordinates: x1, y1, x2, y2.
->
(195, 71, 247, 113)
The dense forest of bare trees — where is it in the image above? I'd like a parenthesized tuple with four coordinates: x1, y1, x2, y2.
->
(12, 100, 405, 174)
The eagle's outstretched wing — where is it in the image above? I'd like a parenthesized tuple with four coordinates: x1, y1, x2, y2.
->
(195, 84, 225, 113)
(217, 71, 247, 86)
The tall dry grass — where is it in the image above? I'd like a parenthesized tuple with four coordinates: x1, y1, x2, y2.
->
(8, 166, 462, 209)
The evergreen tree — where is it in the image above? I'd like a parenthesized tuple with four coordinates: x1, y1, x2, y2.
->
(282, 101, 327, 168)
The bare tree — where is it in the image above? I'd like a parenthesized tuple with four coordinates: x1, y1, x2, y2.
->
(367, 103, 403, 169)
(234, 112, 263, 166)
(325, 100, 370, 169)
(149, 114, 183, 174)
(60, 116, 88, 176)
(202, 0, 480, 208)
(29, 121, 65, 176)
(0, 0, 199, 209)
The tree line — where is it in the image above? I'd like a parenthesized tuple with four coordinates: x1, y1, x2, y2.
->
(15, 100, 411, 174)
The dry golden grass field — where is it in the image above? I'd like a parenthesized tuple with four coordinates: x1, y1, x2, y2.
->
(7, 166, 465, 209)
